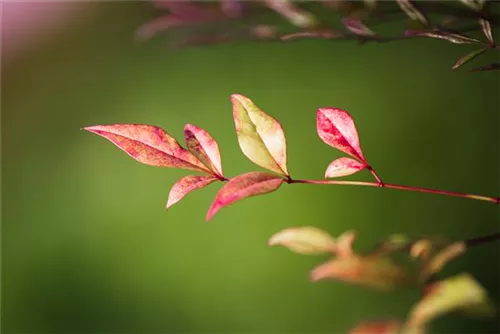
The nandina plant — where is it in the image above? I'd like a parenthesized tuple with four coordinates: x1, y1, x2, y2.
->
(85, 94, 499, 334)
(137, 0, 500, 72)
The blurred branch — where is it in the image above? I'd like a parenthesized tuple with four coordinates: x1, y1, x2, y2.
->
(137, 1, 500, 71)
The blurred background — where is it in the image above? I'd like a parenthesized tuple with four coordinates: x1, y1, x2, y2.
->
(2, 1, 499, 333)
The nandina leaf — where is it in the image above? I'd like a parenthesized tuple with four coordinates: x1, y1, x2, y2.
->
(342, 18, 376, 37)
(405, 29, 481, 44)
(407, 274, 496, 328)
(281, 29, 343, 41)
(84, 124, 209, 173)
(452, 48, 487, 70)
(310, 254, 413, 290)
(231, 94, 289, 176)
(166, 175, 218, 209)
(335, 230, 357, 258)
(411, 241, 466, 281)
(349, 320, 401, 334)
(206, 172, 284, 221)
(184, 124, 223, 177)
(263, 0, 317, 28)
(470, 62, 500, 72)
(325, 157, 367, 178)
(316, 107, 366, 162)
(459, 0, 485, 11)
(479, 19, 494, 45)
(396, 0, 428, 26)
(268, 226, 337, 255)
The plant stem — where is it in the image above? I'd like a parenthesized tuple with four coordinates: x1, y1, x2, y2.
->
(465, 232, 500, 247)
(289, 179, 500, 204)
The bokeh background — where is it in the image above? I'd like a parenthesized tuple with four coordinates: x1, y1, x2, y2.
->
(2, 2, 499, 333)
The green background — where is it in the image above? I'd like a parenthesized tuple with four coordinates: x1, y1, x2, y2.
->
(2, 2, 499, 333)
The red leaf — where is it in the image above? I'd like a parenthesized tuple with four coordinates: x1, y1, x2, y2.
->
(184, 124, 223, 177)
(349, 320, 401, 334)
(325, 157, 367, 178)
(206, 172, 284, 221)
(316, 108, 366, 162)
(166, 175, 218, 209)
(84, 124, 209, 173)
(470, 62, 500, 72)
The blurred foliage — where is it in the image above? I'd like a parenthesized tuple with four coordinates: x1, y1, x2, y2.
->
(2, 1, 500, 334)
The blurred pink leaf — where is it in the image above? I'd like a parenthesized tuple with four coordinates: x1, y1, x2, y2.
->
(316, 107, 366, 162)
(281, 29, 343, 41)
(206, 172, 284, 221)
(263, 0, 317, 28)
(84, 124, 209, 173)
(136, 2, 221, 41)
(470, 62, 500, 72)
(268, 226, 337, 255)
(407, 274, 496, 328)
(166, 175, 218, 209)
(232, 94, 289, 176)
(396, 0, 428, 26)
(349, 320, 402, 334)
(310, 253, 413, 290)
(349, 320, 426, 334)
(184, 124, 224, 177)
(342, 18, 376, 37)
(405, 29, 482, 44)
(479, 18, 494, 45)
(452, 48, 487, 69)
(411, 241, 467, 281)
(325, 157, 367, 178)
(220, 0, 244, 17)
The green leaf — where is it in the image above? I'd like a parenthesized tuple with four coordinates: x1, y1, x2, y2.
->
(407, 274, 496, 328)
(268, 226, 337, 255)
(231, 94, 289, 176)
(452, 48, 487, 69)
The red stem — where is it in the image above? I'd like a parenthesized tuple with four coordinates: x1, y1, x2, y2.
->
(289, 179, 500, 204)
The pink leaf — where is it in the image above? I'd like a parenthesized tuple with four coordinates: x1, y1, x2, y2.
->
(349, 320, 401, 334)
(342, 18, 376, 37)
(166, 175, 218, 209)
(231, 94, 289, 176)
(184, 124, 223, 177)
(316, 108, 366, 162)
(325, 157, 367, 178)
(206, 172, 284, 221)
(84, 124, 209, 173)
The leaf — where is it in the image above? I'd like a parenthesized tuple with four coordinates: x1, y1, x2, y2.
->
(166, 175, 218, 209)
(281, 29, 343, 41)
(396, 0, 428, 26)
(316, 107, 366, 162)
(417, 242, 467, 281)
(268, 226, 337, 255)
(325, 157, 367, 178)
(459, 0, 485, 11)
(310, 254, 413, 290)
(263, 0, 317, 28)
(206, 172, 284, 221)
(84, 124, 209, 173)
(342, 18, 376, 37)
(407, 274, 496, 328)
(405, 29, 482, 44)
(479, 18, 494, 45)
(452, 48, 487, 69)
(231, 94, 289, 176)
(349, 320, 402, 334)
(470, 62, 500, 72)
(184, 124, 223, 177)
